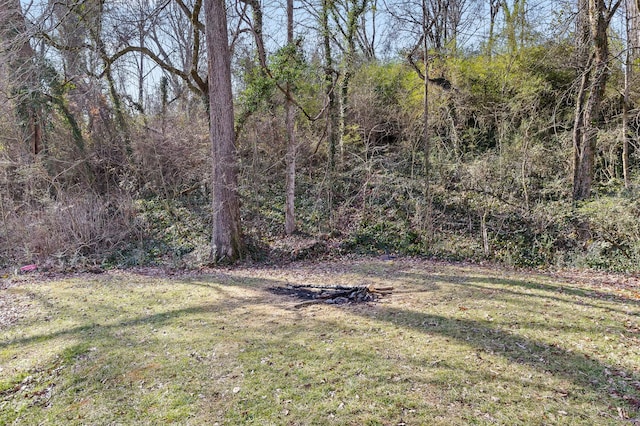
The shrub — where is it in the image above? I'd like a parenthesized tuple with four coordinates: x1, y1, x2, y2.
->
(0, 191, 136, 269)
(573, 195, 640, 271)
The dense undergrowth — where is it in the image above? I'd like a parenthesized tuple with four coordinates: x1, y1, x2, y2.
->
(1, 146, 638, 272)
(1, 44, 640, 272)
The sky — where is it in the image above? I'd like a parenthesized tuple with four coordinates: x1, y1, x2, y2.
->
(17, 0, 630, 106)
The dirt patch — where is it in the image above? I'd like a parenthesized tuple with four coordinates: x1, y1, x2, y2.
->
(0, 280, 33, 329)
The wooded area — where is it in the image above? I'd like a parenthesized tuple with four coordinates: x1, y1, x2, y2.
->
(1, 0, 639, 270)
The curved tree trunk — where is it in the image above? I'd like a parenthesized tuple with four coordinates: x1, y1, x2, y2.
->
(204, 0, 244, 262)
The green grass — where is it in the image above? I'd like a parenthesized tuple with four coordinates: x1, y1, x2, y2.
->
(1, 259, 639, 425)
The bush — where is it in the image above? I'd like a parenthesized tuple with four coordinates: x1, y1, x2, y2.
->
(573, 195, 640, 271)
(0, 191, 136, 269)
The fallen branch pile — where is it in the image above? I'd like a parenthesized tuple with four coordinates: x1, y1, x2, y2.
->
(270, 284, 393, 308)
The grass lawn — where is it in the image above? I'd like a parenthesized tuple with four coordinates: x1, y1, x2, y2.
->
(1, 258, 639, 425)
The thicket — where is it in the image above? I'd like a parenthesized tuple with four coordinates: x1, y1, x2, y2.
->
(1, 39, 639, 272)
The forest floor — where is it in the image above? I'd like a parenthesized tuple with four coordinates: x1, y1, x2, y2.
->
(1, 258, 639, 425)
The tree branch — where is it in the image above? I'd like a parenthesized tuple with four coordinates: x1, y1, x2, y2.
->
(174, 0, 205, 32)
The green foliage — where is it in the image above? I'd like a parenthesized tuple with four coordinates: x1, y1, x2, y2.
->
(574, 195, 640, 271)
(450, 46, 574, 153)
(108, 198, 210, 267)
(237, 65, 276, 116)
(3, 19, 640, 275)
(344, 216, 425, 255)
(493, 230, 557, 268)
(270, 40, 308, 89)
(357, 62, 409, 107)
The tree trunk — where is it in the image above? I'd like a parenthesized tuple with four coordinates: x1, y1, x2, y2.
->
(284, 0, 297, 235)
(502, 0, 526, 55)
(630, 0, 640, 55)
(0, 0, 41, 154)
(572, 0, 621, 201)
(422, 1, 430, 189)
(337, 0, 367, 163)
(421, 0, 432, 241)
(322, 0, 338, 223)
(285, 97, 297, 235)
(623, 8, 631, 188)
(204, 0, 244, 262)
(623, 0, 639, 188)
(239, 0, 267, 69)
(54, 1, 88, 153)
(487, 0, 501, 56)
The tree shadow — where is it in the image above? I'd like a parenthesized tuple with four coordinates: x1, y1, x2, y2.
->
(348, 304, 640, 414)
(1, 271, 305, 355)
(398, 271, 640, 316)
(0, 276, 268, 351)
(4, 264, 639, 418)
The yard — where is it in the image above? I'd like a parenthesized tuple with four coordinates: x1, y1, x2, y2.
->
(1, 258, 639, 425)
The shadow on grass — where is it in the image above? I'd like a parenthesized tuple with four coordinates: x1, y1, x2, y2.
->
(4, 265, 639, 418)
(212, 266, 640, 413)
(420, 272, 640, 312)
(349, 304, 640, 414)
(255, 261, 640, 414)
(0, 304, 214, 350)
(1, 273, 298, 353)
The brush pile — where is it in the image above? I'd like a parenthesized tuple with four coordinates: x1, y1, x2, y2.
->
(269, 284, 393, 308)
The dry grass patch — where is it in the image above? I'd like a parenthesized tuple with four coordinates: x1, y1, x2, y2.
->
(1, 259, 639, 425)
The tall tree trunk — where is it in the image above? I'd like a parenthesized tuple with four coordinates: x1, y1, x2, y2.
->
(337, 0, 367, 163)
(234, 0, 268, 135)
(517, 0, 527, 49)
(572, 0, 621, 201)
(487, 0, 501, 56)
(54, 1, 88, 153)
(421, 1, 430, 189)
(284, 0, 297, 235)
(623, 1, 631, 188)
(622, 73, 630, 189)
(204, 0, 244, 262)
(502, 0, 524, 55)
(421, 0, 432, 241)
(322, 0, 338, 224)
(239, 0, 267, 69)
(138, 6, 145, 112)
(623, 0, 639, 188)
(0, 0, 41, 154)
(284, 100, 297, 235)
(630, 0, 640, 54)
